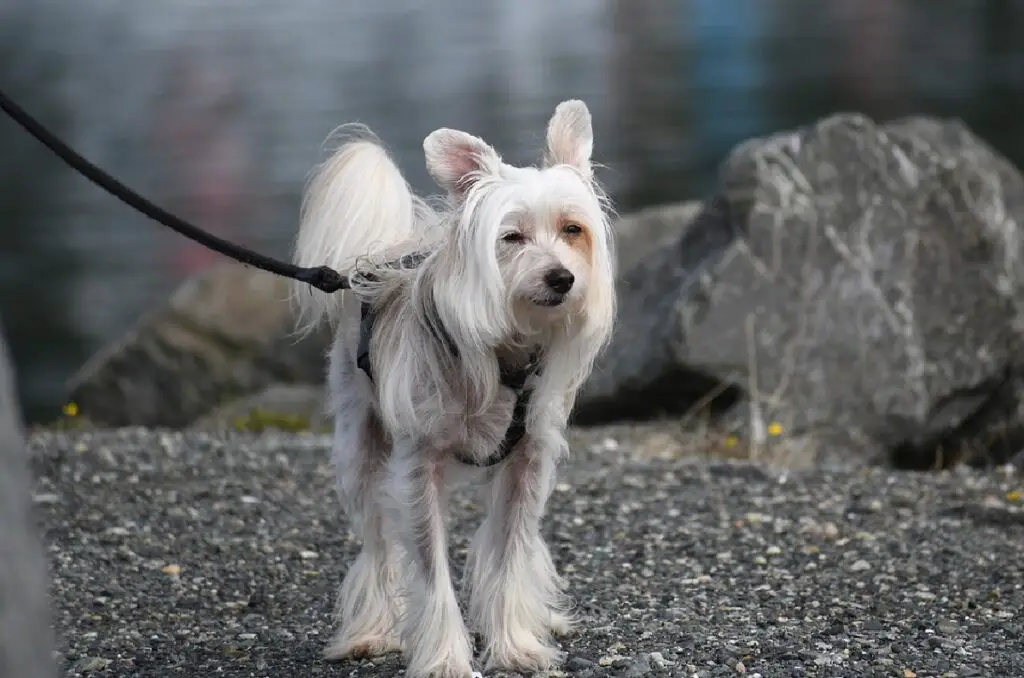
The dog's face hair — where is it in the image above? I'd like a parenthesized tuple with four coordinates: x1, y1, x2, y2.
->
(423, 101, 615, 361)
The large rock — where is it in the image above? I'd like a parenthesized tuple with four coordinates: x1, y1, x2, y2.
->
(67, 261, 332, 428)
(613, 200, 704, 274)
(574, 195, 743, 424)
(577, 113, 1024, 468)
(0, 319, 56, 678)
(67, 204, 704, 430)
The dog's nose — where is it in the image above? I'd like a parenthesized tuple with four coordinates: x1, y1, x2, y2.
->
(544, 267, 575, 294)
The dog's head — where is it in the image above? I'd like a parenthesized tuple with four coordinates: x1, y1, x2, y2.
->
(423, 100, 615, 352)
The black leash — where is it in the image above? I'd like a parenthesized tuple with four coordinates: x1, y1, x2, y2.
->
(0, 87, 349, 294)
(1, 85, 540, 464)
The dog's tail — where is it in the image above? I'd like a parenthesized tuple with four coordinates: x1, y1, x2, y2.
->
(291, 126, 425, 334)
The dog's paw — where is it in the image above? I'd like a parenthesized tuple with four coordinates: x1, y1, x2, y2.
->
(323, 629, 402, 661)
(549, 608, 577, 637)
(483, 635, 563, 674)
(404, 650, 475, 678)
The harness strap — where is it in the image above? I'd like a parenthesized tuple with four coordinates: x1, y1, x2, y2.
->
(475, 386, 534, 467)
(357, 298, 540, 468)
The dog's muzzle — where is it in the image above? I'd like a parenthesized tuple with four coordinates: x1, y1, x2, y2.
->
(534, 267, 574, 306)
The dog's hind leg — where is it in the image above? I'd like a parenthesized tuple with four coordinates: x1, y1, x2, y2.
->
(324, 339, 403, 661)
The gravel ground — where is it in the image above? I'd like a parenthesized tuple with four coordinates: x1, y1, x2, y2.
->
(27, 426, 1024, 678)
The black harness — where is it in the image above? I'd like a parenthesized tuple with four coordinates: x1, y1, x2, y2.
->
(352, 255, 541, 468)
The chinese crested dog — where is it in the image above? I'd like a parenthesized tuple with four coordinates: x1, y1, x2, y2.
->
(291, 100, 616, 677)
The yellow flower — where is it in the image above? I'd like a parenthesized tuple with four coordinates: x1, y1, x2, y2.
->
(1007, 490, 1022, 503)
(767, 422, 784, 437)
(725, 435, 739, 448)
(62, 402, 79, 418)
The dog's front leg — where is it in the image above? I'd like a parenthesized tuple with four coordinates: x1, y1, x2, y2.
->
(466, 434, 570, 673)
(390, 440, 474, 678)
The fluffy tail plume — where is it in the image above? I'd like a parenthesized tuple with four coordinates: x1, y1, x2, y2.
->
(291, 126, 424, 334)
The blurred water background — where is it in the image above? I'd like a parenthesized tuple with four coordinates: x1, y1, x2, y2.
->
(2, 0, 1023, 423)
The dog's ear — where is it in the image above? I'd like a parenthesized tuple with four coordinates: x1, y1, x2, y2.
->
(423, 128, 499, 198)
(545, 99, 593, 178)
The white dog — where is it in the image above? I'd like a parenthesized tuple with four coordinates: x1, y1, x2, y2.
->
(291, 100, 616, 678)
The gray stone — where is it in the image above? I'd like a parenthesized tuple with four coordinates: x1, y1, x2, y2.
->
(613, 200, 704, 275)
(0, 318, 56, 678)
(621, 654, 653, 677)
(66, 204, 704, 431)
(66, 261, 332, 428)
(574, 194, 742, 424)
(578, 113, 1024, 469)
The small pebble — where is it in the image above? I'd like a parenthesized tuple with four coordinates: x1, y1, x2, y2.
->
(623, 654, 653, 678)
(601, 437, 620, 452)
(565, 656, 595, 671)
(73, 657, 110, 672)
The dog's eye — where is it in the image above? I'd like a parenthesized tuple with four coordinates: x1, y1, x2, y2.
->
(501, 231, 526, 244)
(562, 222, 583, 236)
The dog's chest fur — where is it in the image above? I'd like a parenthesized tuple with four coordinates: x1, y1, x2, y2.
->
(359, 284, 542, 464)
(426, 383, 521, 462)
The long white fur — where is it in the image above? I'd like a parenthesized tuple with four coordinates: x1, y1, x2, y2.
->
(292, 100, 615, 678)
